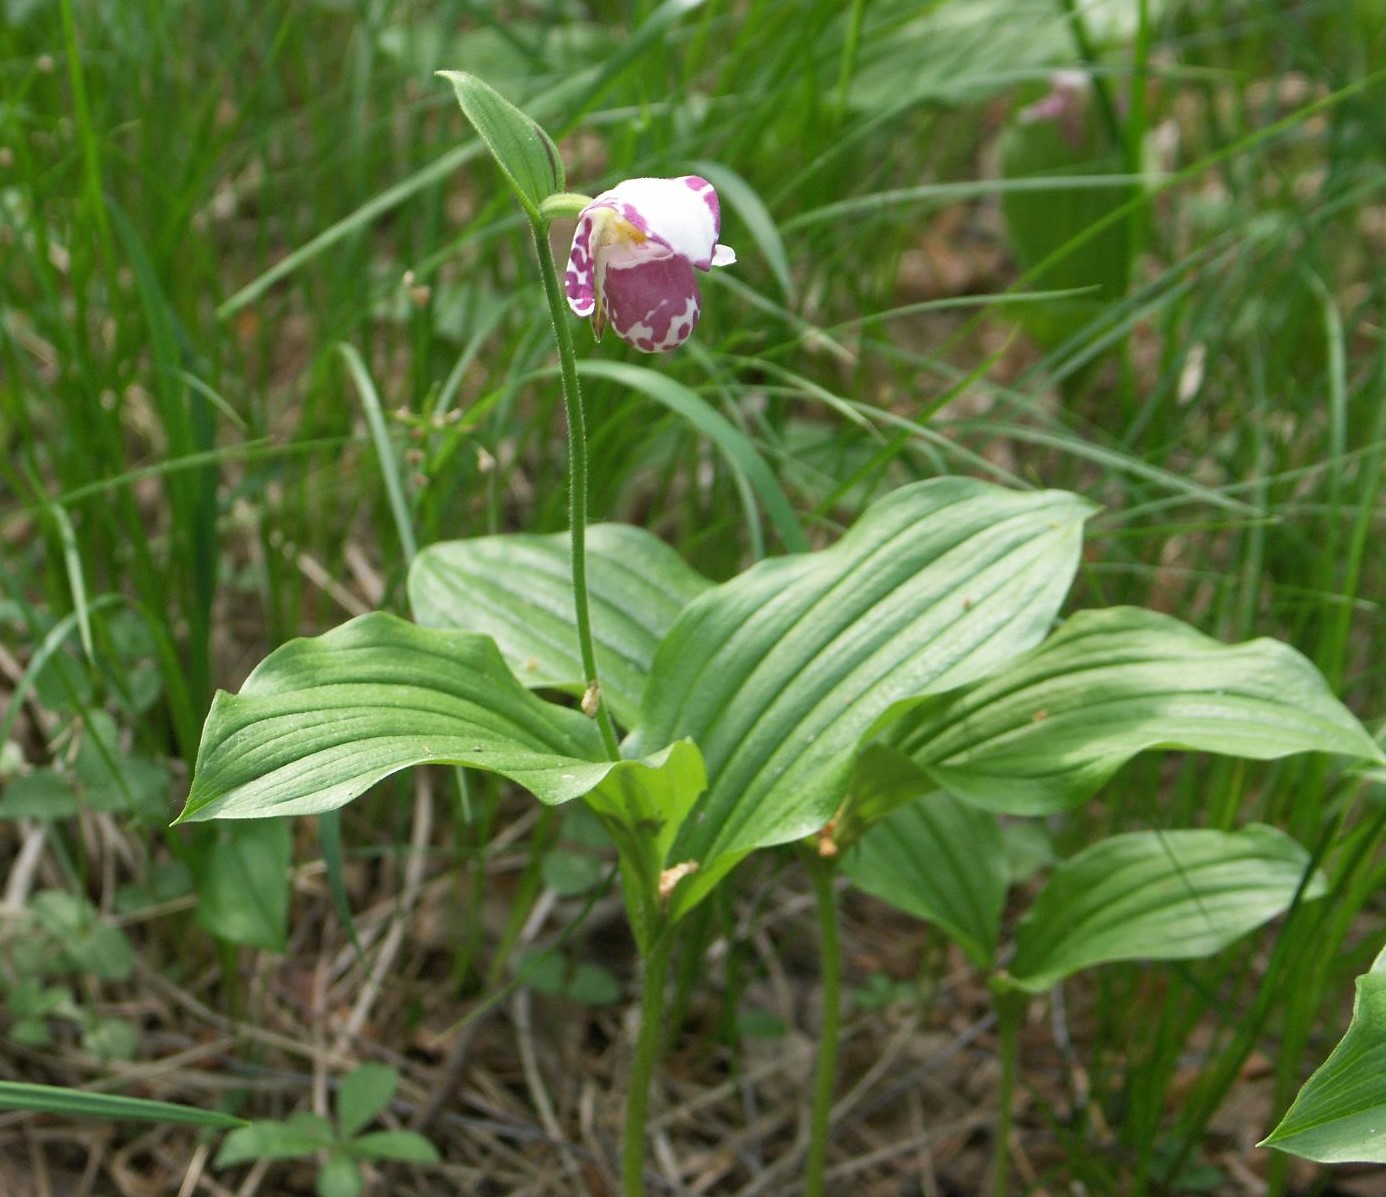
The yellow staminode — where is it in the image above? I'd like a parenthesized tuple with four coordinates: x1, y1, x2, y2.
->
(588, 210, 648, 340)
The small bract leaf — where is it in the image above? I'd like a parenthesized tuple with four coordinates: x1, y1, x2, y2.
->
(409, 524, 711, 729)
(1263, 946, 1386, 1162)
(437, 70, 563, 216)
(1008, 825, 1325, 992)
(539, 191, 594, 220)
(892, 606, 1384, 814)
(581, 738, 706, 948)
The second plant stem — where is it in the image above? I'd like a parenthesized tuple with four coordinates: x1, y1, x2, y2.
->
(529, 215, 621, 761)
(992, 985, 1024, 1197)
(806, 858, 843, 1196)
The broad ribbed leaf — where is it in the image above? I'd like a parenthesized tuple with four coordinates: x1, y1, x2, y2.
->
(437, 71, 563, 217)
(176, 614, 707, 923)
(178, 613, 611, 822)
(842, 751, 1006, 969)
(1263, 946, 1386, 1163)
(408, 525, 711, 728)
(628, 478, 1094, 917)
(1008, 825, 1325, 992)
(892, 607, 1384, 814)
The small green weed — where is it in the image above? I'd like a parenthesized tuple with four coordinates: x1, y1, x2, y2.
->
(215, 1063, 439, 1197)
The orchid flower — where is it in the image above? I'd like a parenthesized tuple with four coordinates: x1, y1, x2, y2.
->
(565, 176, 737, 353)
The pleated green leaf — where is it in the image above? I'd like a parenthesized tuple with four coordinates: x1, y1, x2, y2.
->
(628, 478, 1094, 917)
(437, 71, 563, 217)
(1263, 946, 1386, 1163)
(177, 613, 611, 822)
(842, 752, 1006, 969)
(408, 524, 712, 729)
(175, 614, 707, 923)
(892, 607, 1384, 815)
(1008, 825, 1325, 992)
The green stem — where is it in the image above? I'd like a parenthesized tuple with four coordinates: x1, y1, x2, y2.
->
(623, 932, 673, 1197)
(806, 860, 842, 1197)
(992, 985, 1024, 1197)
(528, 217, 621, 761)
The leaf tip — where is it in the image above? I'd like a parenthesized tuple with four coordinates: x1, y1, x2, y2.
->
(171, 791, 215, 826)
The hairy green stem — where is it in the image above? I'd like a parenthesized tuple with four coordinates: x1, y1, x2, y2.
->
(806, 860, 842, 1196)
(529, 216, 621, 761)
(623, 932, 673, 1196)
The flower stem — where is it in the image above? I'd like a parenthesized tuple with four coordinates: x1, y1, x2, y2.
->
(623, 931, 673, 1197)
(806, 859, 842, 1196)
(529, 216, 621, 762)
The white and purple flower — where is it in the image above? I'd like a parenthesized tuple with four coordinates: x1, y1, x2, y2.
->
(565, 176, 736, 353)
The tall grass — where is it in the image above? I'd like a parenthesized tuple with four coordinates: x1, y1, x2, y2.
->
(2, 0, 1383, 1190)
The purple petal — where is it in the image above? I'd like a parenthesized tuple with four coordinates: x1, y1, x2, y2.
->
(605, 254, 702, 353)
(566, 210, 598, 317)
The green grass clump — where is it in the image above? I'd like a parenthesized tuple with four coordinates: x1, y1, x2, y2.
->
(1, 0, 1383, 1192)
